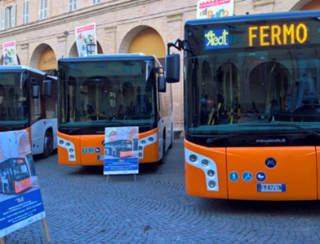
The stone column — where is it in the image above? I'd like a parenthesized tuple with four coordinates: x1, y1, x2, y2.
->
(57, 35, 67, 59)
(253, 0, 275, 13)
(167, 13, 183, 136)
(19, 43, 29, 65)
(104, 26, 117, 54)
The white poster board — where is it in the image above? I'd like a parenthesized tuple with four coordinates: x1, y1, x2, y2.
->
(197, 0, 234, 19)
(75, 23, 98, 57)
(2, 41, 18, 65)
(104, 127, 139, 175)
(0, 130, 46, 238)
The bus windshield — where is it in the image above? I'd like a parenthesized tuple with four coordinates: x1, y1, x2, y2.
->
(59, 60, 156, 130)
(185, 17, 320, 137)
(0, 158, 30, 182)
(0, 72, 28, 127)
(12, 159, 30, 181)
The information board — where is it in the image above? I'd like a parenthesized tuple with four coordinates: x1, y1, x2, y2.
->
(0, 130, 45, 238)
(104, 127, 139, 175)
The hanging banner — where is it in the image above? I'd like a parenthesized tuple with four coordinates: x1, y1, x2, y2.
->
(197, 0, 234, 19)
(75, 23, 97, 57)
(2, 41, 18, 65)
(0, 130, 46, 238)
(104, 127, 139, 175)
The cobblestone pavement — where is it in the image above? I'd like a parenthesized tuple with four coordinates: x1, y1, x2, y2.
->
(5, 140, 320, 244)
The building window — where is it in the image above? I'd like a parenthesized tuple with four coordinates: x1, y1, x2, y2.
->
(22, 1, 30, 24)
(92, 0, 102, 5)
(1, 5, 16, 30)
(39, 0, 48, 20)
(69, 0, 77, 12)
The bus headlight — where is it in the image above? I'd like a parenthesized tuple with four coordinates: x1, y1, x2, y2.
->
(148, 137, 154, 142)
(141, 140, 146, 144)
(209, 181, 216, 188)
(66, 142, 71, 147)
(70, 155, 75, 160)
(208, 170, 215, 177)
(202, 159, 209, 167)
(59, 140, 64, 145)
(189, 155, 197, 162)
(69, 149, 74, 153)
(139, 153, 143, 157)
(139, 146, 143, 151)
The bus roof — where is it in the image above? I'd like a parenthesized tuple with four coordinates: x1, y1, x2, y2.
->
(58, 53, 160, 64)
(0, 65, 57, 79)
(185, 10, 320, 27)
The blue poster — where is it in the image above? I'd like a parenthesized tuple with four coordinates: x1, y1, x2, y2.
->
(0, 130, 46, 238)
(104, 127, 139, 175)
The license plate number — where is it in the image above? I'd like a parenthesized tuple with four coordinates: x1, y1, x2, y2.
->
(97, 155, 104, 161)
(257, 184, 286, 192)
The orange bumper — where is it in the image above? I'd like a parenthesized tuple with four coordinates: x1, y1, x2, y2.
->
(185, 139, 319, 201)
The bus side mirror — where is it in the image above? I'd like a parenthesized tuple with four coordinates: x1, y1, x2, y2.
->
(32, 85, 39, 99)
(43, 80, 52, 97)
(165, 54, 180, 83)
(158, 76, 166, 93)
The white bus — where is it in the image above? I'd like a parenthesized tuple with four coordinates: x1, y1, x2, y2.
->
(0, 66, 57, 157)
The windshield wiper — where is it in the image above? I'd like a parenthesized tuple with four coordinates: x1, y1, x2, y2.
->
(63, 121, 126, 134)
(251, 124, 320, 139)
(185, 130, 264, 144)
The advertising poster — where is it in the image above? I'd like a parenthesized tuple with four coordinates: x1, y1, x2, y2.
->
(197, 0, 234, 19)
(2, 41, 18, 65)
(0, 130, 45, 238)
(75, 23, 97, 57)
(104, 127, 139, 175)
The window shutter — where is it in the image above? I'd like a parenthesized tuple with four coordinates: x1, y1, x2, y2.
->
(26, 1, 29, 23)
(1, 7, 5, 30)
(11, 5, 16, 28)
(40, 0, 43, 19)
(44, 0, 48, 18)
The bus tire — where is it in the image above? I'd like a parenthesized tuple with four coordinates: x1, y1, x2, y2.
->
(42, 130, 53, 158)
(157, 131, 166, 165)
(169, 123, 173, 149)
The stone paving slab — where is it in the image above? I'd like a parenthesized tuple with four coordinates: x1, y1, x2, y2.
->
(5, 140, 320, 244)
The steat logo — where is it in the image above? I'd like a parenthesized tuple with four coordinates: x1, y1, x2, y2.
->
(204, 28, 230, 50)
(256, 139, 286, 144)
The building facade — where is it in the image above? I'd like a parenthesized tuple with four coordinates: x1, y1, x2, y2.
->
(0, 0, 319, 135)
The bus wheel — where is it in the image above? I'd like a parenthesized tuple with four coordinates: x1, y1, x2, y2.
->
(169, 123, 173, 149)
(42, 130, 53, 158)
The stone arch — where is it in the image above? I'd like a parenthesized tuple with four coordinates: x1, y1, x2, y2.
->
(68, 41, 103, 57)
(30, 43, 57, 71)
(69, 42, 78, 58)
(290, 0, 313, 11)
(119, 25, 166, 66)
(119, 26, 165, 54)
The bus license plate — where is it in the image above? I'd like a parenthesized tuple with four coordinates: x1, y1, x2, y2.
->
(97, 155, 104, 161)
(257, 184, 286, 193)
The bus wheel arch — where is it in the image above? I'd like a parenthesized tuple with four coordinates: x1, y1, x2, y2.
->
(42, 128, 53, 158)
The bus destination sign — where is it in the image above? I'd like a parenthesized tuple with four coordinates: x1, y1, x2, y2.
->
(249, 23, 308, 47)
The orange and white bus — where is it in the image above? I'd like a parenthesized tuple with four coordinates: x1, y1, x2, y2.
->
(0, 66, 57, 158)
(57, 54, 173, 166)
(166, 10, 320, 200)
(105, 140, 133, 158)
(0, 157, 31, 195)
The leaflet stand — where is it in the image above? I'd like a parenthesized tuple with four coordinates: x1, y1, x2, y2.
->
(0, 218, 50, 244)
(106, 174, 137, 183)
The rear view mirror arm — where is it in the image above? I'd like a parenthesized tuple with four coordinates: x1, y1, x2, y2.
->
(167, 39, 196, 56)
